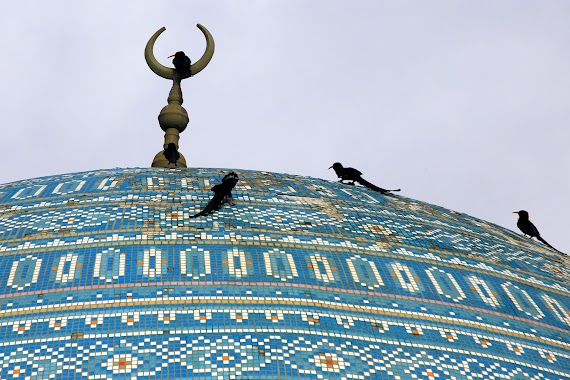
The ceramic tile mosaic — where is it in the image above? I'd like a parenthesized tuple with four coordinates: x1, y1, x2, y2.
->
(0, 167, 568, 379)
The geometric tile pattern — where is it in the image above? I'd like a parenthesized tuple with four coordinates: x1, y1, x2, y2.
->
(0, 167, 568, 379)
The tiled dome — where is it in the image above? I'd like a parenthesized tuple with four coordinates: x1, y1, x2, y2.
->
(0, 167, 568, 379)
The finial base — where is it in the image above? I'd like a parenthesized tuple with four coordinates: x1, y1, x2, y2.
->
(152, 151, 187, 168)
(151, 128, 187, 168)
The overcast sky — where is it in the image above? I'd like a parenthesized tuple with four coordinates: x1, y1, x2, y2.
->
(0, 1, 568, 252)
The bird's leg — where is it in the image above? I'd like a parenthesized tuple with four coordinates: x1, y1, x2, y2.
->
(229, 196, 236, 205)
(347, 181, 355, 186)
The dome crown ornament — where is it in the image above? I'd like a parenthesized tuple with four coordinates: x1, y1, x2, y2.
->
(145, 24, 215, 168)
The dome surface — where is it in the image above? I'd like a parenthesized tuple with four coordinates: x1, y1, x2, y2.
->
(0, 167, 568, 379)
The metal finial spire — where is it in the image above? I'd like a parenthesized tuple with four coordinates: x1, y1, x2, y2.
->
(145, 24, 215, 168)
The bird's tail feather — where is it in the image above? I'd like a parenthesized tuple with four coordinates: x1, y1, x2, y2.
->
(536, 236, 559, 252)
(190, 210, 206, 218)
(190, 196, 224, 218)
(190, 203, 212, 218)
(191, 204, 217, 218)
(356, 178, 399, 194)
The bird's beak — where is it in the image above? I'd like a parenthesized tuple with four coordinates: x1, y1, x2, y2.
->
(328, 166, 333, 170)
(167, 54, 176, 58)
(513, 211, 519, 214)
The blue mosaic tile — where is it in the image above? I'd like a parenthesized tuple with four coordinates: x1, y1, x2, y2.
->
(0, 167, 568, 379)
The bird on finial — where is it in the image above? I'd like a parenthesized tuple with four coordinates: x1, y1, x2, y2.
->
(329, 162, 400, 195)
(168, 51, 192, 77)
(513, 210, 560, 252)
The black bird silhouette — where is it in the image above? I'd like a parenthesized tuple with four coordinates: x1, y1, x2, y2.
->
(513, 210, 559, 252)
(329, 162, 400, 195)
(168, 51, 192, 77)
(191, 172, 239, 218)
(163, 143, 180, 168)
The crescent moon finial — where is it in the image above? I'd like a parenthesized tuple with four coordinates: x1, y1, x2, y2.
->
(147, 24, 215, 168)
(144, 27, 174, 80)
(144, 24, 215, 80)
(190, 24, 215, 76)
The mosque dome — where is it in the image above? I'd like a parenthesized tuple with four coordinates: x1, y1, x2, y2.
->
(0, 167, 568, 379)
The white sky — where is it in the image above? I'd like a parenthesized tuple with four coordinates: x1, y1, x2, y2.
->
(0, 1, 569, 252)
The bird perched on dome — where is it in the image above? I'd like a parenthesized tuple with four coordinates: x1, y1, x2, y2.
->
(168, 51, 192, 77)
(329, 163, 400, 195)
(191, 172, 239, 218)
(513, 210, 560, 252)
(163, 143, 180, 168)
